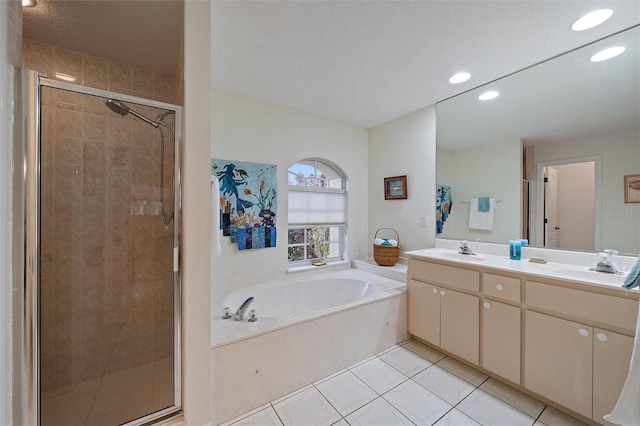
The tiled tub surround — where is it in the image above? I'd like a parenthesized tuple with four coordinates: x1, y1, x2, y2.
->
(212, 269, 408, 424)
(405, 248, 639, 426)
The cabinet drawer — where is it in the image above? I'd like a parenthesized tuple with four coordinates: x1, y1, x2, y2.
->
(409, 260, 479, 292)
(526, 281, 638, 331)
(484, 273, 521, 302)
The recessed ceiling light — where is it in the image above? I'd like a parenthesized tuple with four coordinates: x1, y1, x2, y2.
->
(571, 9, 613, 31)
(479, 91, 499, 101)
(449, 72, 471, 84)
(22, 0, 37, 7)
(590, 46, 625, 62)
(54, 72, 76, 82)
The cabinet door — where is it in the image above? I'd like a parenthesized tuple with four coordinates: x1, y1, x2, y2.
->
(441, 289, 479, 364)
(408, 280, 440, 346)
(482, 300, 521, 384)
(593, 328, 634, 425)
(525, 311, 592, 418)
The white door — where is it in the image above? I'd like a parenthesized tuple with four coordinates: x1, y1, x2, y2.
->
(544, 167, 559, 248)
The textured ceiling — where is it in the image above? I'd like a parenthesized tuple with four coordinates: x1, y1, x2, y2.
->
(211, 1, 640, 128)
(22, 0, 183, 76)
(22, 1, 640, 129)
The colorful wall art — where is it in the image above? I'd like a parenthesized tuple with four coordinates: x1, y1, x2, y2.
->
(212, 159, 278, 250)
(436, 184, 452, 234)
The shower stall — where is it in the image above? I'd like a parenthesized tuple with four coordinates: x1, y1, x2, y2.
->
(15, 69, 182, 425)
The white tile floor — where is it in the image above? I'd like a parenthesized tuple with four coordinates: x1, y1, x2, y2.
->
(220, 340, 589, 426)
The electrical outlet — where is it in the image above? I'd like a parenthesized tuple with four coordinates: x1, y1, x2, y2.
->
(420, 215, 428, 228)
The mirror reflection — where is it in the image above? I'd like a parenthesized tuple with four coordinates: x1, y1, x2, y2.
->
(436, 25, 640, 255)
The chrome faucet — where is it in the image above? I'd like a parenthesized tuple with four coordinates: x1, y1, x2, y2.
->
(234, 297, 254, 321)
(459, 240, 476, 255)
(590, 252, 623, 275)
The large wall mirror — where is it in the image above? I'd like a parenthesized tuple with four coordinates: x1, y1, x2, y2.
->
(436, 25, 640, 256)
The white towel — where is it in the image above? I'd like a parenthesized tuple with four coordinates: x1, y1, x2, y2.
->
(604, 296, 640, 424)
(374, 238, 398, 246)
(468, 197, 495, 231)
(211, 176, 221, 256)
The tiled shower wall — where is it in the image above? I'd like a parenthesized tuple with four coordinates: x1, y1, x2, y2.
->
(23, 39, 178, 391)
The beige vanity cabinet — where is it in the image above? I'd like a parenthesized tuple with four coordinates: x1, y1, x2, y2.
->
(408, 280, 440, 346)
(592, 328, 634, 425)
(525, 280, 637, 423)
(525, 310, 593, 418)
(408, 260, 480, 364)
(440, 288, 479, 364)
(481, 273, 522, 383)
(482, 299, 521, 383)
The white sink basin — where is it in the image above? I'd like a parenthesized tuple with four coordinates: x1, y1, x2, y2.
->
(551, 269, 627, 286)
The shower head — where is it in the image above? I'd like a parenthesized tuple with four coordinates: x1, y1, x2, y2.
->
(105, 99, 158, 128)
(105, 99, 129, 117)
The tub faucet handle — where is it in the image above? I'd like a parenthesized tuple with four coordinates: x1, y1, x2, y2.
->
(248, 309, 257, 323)
(222, 307, 231, 319)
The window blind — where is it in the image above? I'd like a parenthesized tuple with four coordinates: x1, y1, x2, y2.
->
(288, 190, 346, 225)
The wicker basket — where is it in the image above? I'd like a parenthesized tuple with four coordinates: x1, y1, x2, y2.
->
(373, 228, 400, 266)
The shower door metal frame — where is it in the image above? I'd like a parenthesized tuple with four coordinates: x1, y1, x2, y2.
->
(18, 68, 184, 425)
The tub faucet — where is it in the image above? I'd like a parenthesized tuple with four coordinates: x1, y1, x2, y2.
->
(459, 240, 475, 255)
(234, 297, 254, 321)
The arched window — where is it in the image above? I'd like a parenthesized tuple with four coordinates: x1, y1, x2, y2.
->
(288, 159, 346, 264)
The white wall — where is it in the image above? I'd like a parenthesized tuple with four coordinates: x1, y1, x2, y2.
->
(1, 1, 21, 424)
(183, 1, 212, 424)
(534, 129, 640, 254)
(210, 89, 369, 303)
(436, 140, 522, 244)
(368, 105, 436, 255)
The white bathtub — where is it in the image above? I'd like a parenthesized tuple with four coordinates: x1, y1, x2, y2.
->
(213, 271, 401, 347)
(211, 268, 407, 424)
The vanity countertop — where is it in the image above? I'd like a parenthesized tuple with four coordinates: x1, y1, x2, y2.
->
(406, 248, 636, 293)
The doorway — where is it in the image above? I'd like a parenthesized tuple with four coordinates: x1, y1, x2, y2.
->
(537, 157, 600, 251)
(17, 70, 182, 425)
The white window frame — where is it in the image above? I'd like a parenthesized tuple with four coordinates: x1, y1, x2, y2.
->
(287, 159, 347, 266)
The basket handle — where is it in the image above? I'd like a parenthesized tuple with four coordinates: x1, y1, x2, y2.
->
(374, 228, 400, 245)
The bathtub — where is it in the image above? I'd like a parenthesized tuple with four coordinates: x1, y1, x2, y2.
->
(211, 268, 407, 424)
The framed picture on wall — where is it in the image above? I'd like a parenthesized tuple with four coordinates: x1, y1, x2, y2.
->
(384, 175, 407, 200)
(624, 174, 640, 203)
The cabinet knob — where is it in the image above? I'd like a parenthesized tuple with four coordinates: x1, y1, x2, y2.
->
(484, 302, 491, 309)
(596, 332, 608, 342)
(432, 288, 438, 294)
(496, 284, 504, 291)
(578, 328, 589, 337)
(440, 290, 446, 296)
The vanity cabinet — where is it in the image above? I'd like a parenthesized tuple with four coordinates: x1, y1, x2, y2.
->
(408, 279, 480, 363)
(406, 253, 638, 426)
(525, 280, 636, 423)
(593, 328, 634, 425)
(408, 261, 480, 364)
(408, 280, 440, 345)
(525, 310, 593, 418)
(525, 311, 634, 422)
(482, 299, 521, 383)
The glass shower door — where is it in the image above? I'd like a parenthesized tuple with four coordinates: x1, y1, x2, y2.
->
(36, 79, 180, 425)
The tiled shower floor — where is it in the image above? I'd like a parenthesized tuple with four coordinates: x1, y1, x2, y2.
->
(221, 340, 588, 426)
(40, 357, 174, 426)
